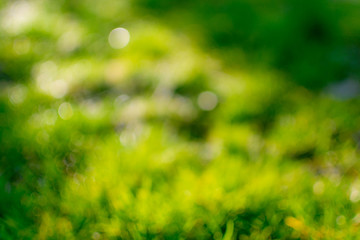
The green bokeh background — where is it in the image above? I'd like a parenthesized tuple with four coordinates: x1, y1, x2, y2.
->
(1, 0, 360, 239)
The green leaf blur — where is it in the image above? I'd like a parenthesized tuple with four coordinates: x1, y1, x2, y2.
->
(1, 0, 360, 239)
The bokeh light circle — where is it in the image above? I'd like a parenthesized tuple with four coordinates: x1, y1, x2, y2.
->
(197, 91, 218, 111)
(108, 27, 130, 49)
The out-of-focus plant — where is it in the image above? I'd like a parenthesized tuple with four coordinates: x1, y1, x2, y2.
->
(1, 0, 360, 239)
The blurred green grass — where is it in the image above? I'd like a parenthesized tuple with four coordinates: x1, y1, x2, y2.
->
(1, 0, 360, 239)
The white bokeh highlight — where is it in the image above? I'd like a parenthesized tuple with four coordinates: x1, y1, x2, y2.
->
(58, 102, 73, 120)
(108, 28, 130, 49)
(197, 91, 218, 111)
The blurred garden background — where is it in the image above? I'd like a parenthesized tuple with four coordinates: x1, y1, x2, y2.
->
(1, 0, 360, 239)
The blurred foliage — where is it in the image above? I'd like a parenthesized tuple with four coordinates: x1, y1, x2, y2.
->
(1, 0, 360, 239)
(136, 0, 360, 89)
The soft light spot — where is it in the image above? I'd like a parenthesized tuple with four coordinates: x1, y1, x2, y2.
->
(58, 102, 73, 120)
(104, 60, 128, 83)
(9, 84, 27, 105)
(201, 143, 220, 162)
(352, 214, 360, 224)
(49, 79, 68, 98)
(1, 1, 37, 34)
(33, 61, 57, 90)
(336, 215, 346, 226)
(32, 61, 69, 98)
(197, 91, 218, 111)
(43, 109, 57, 125)
(81, 100, 104, 119)
(313, 180, 324, 195)
(108, 28, 130, 49)
(121, 99, 147, 122)
(92, 232, 101, 240)
(119, 123, 143, 147)
(326, 78, 360, 100)
(57, 30, 81, 53)
(114, 94, 129, 107)
(175, 97, 197, 121)
(119, 132, 137, 147)
(350, 188, 360, 202)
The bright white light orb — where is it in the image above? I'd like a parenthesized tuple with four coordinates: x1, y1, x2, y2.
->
(49, 79, 68, 99)
(108, 28, 130, 49)
(197, 91, 218, 111)
(58, 102, 73, 120)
